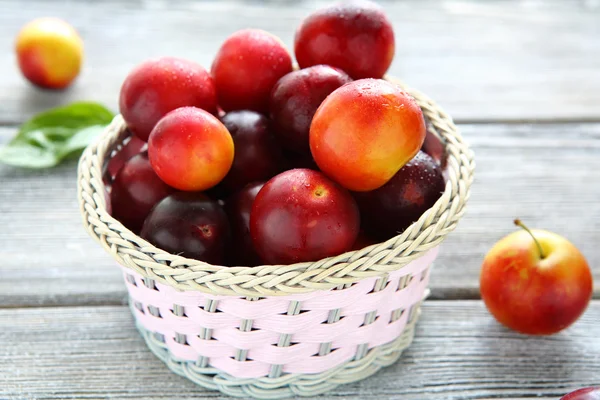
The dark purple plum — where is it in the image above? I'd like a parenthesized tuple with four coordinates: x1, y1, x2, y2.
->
(421, 119, 447, 169)
(354, 151, 445, 241)
(140, 192, 230, 264)
(224, 182, 265, 266)
(110, 151, 174, 233)
(269, 65, 351, 153)
(282, 148, 320, 171)
(102, 134, 147, 186)
(220, 110, 285, 193)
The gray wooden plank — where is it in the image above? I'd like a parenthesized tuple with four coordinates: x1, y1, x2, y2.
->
(0, 127, 128, 307)
(0, 301, 598, 399)
(436, 121, 600, 299)
(1, 123, 600, 306)
(0, 0, 599, 123)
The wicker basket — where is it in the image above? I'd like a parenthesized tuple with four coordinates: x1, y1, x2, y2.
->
(77, 79, 475, 399)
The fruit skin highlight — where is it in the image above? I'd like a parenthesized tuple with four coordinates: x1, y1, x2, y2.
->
(15, 17, 84, 89)
(148, 107, 234, 192)
(294, 0, 395, 79)
(480, 220, 593, 335)
(119, 57, 218, 141)
(310, 79, 426, 192)
(212, 29, 293, 113)
(250, 168, 360, 265)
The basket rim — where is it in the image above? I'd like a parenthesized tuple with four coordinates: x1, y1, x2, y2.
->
(77, 77, 475, 297)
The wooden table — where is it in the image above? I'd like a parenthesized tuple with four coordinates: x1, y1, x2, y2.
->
(1, 0, 599, 398)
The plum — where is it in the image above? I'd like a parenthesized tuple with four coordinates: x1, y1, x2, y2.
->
(562, 388, 600, 400)
(212, 29, 293, 113)
(269, 65, 352, 153)
(16, 17, 83, 89)
(103, 134, 147, 185)
(148, 107, 234, 192)
(481, 220, 593, 335)
(250, 169, 359, 264)
(220, 111, 285, 193)
(354, 151, 445, 241)
(224, 182, 265, 267)
(141, 192, 230, 265)
(110, 152, 174, 233)
(310, 79, 426, 191)
(421, 119, 447, 169)
(119, 57, 217, 141)
(295, 1, 395, 79)
(282, 148, 320, 171)
(351, 231, 378, 251)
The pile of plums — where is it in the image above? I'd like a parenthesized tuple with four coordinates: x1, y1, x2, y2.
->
(103, 0, 447, 267)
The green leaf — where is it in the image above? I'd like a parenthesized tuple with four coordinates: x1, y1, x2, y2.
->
(0, 143, 59, 168)
(0, 102, 114, 168)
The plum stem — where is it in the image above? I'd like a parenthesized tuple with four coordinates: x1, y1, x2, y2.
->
(514, 219, 545, 259)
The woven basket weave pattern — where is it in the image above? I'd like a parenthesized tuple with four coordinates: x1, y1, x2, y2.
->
(122, 247, 435, 379)
(77, 79, 474, 398)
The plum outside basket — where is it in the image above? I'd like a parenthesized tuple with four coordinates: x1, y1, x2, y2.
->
(77, 78, 475, 399)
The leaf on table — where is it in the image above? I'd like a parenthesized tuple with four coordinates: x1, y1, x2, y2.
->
(0, 101, 115, 168)
(0, 143, 59, 168)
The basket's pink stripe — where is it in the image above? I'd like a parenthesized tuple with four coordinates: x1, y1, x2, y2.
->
(123, 247, 438, 377)
(283, 345, 357, 375)
(130, 275, 425, 363)
(216, 297, 290, 319)
(210, 357, 271, 378)
(298, 278, 377, 310)
(342, 275, 430, 317)
(211, 327, 280, 348)
(123, 249, 434, 320)
(251, 309, 330, 334)
(334, 310, 406, 349)
(129, 267, 428, 335)
(290, 314, 365, 343)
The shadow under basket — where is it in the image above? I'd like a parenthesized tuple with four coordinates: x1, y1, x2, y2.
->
(77, 78, 475, 399)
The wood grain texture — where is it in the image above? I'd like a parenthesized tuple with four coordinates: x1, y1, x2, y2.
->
(436, 122, 600, 299)
(0, 127, 128, 307)
(2, 123, 600, 306)
(0, 0, 599, 123)
(0, 301, 598, 399)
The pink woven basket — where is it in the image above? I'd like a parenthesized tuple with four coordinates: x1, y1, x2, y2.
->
(78, 79, 474, 398)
